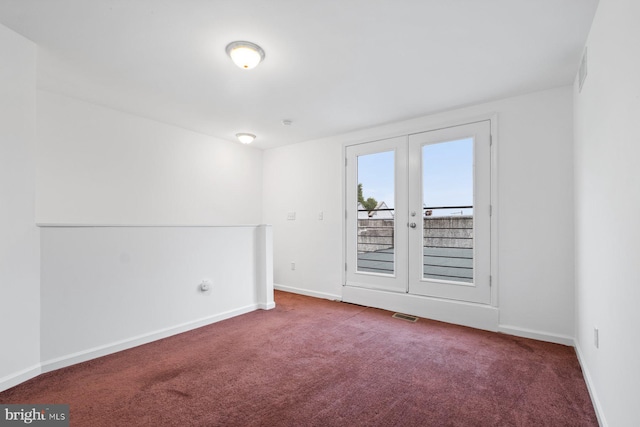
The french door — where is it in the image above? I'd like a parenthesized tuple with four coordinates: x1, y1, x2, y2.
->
(345, 121, 492, 304)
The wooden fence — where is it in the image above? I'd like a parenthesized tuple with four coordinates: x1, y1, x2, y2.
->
(357, 216, 473, 252)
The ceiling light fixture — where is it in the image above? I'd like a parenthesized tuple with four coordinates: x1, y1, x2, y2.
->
(236, 133, 256, 144)
(226, 41, 265, 70)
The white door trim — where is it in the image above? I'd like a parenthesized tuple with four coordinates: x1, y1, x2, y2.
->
(342, 113, 499, 323)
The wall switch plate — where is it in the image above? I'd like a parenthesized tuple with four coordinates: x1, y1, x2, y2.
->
(318, 211, 323, 220)
(287, 212, 296, 220)
(291, 262, 296, 270)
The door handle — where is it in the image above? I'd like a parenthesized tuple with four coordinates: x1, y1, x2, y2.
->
(409, 222, 417, 228)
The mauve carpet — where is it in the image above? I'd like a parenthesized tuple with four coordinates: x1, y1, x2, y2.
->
(1, 291, 597, 426)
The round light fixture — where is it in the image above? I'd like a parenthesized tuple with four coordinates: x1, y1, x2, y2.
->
(236, 133, 256, 144)
(226, 41, 265, 70)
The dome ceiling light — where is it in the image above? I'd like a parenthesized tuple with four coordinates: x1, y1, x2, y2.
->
(236, 133, 256, 144)
(225, 41, 265, 70)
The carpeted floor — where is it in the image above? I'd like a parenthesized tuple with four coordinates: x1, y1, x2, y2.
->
(1, 291, 597, 426)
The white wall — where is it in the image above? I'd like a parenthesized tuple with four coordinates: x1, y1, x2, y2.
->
(0, 24, 41, 389)
(263, 141, 344, 299)
(495, 88, 575, 342)
(1, 43, 271, 391)
(37, 90, 263, 226)
(40, 225, 273, 371)
(264, 86, 575, 342)
(574, 0, 640, 425)
(32, 91, 272, 375)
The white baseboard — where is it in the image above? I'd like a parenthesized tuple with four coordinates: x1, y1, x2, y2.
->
(274, 284, 341, 301)
(0, 364, 41, 393)
(498, 324, 574, 346)
(258, 301, 276, 310)
(40, 304, 260, 374)
(575, 341, 607, 427)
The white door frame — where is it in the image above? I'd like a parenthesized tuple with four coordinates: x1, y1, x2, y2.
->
(343, 115, 499, 313)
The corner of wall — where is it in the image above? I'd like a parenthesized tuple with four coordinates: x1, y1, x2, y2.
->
(574, 340, 608, 427)
(0, 22, 41, 393)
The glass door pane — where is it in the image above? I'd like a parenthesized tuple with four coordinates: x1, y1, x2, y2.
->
(422, 138, 474, 283)
(357, 151, 395, 275)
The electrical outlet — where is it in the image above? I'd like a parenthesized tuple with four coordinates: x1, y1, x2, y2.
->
(287, 212, 296, 220)
(318, 211, 324, 220)
(594, 327, 599, 348)
(200, 280, 211, 292)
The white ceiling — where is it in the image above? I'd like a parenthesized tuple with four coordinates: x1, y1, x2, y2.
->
(0, 0, 598, 149)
